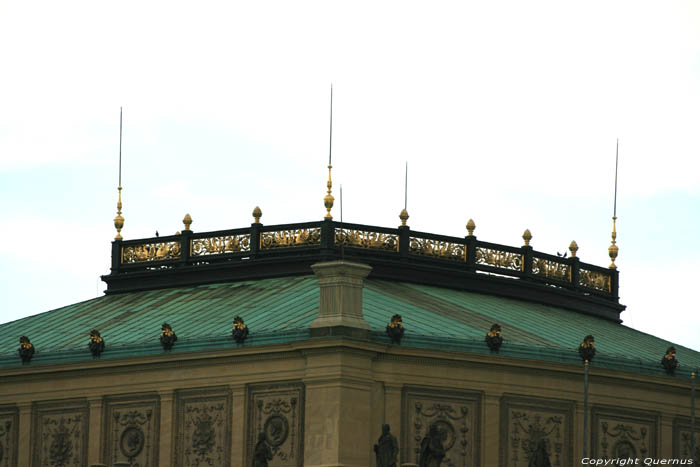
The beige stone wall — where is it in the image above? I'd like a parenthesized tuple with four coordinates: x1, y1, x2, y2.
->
(0, 339, 696, 467)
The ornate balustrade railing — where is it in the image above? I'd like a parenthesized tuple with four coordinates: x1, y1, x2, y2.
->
(110, 219, 618, 300)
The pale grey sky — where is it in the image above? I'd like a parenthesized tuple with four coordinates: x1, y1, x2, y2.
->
(1, 0, 699, 352)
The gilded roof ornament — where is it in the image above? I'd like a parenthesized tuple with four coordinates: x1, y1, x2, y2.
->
(114, 187, 124, 240)
(324, 165, 334, 220)
(466, 219, 475, 237)
(399, 209, 409, 227)
(183, 213, 193, 231)
(252, 206, 262, 224)
(569, 241, 578, 258)
(522, 229, 532, 247)
(18, 335, 35, 363)
(608, 217, 618, 269)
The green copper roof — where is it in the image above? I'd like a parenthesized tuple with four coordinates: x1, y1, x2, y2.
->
(0, 276, 697, 378)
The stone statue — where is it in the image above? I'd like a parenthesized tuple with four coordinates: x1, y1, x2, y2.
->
(253, 432, 273, 467)
(418, 423, 446, 467)
(374, 424, 398, 467)
(528, 438, 551, 467)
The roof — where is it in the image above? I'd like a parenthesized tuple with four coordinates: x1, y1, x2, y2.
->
(1, 276, 697, 378)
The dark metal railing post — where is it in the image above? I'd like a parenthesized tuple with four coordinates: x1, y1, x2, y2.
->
(180, 229, 192, 266)
(610, 268, 620, 298)
(570, 256, 580, 290)
(321, 219, 335, 259)
(692, 370, 696, 461)
(250, 222, 262, 258)
(399, 225, 410, 260)
(465, 235, 477, 272)
(583, 359, 590, 458)
(111, 240, 122, 274)
(522, 245, 533, 279)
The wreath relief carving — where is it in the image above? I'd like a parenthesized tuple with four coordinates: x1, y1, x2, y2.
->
(248, 383, 305, 467)
(403, 389, 481, 467)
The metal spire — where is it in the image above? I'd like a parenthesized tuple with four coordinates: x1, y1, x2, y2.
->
(324, 85, 335, 220)
(608, 139, 619, 268)
(114, 107, 125, 240)
(399, 162, 409, 226)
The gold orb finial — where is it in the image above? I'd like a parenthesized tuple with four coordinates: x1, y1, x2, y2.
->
(324, 164, 334, 220)
(114, 186, 124, 240)
(183, 213, 193, 231)
(252, 206, 262, 223)
(466, 219, 476, 236)
(522, 229, 532, 246)
(569, 240, 578, 257)
(608, 216, 618, 269)
(399, 209, 409, 227)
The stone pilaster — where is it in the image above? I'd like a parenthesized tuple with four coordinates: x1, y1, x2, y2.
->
(87, 397, 103, 465)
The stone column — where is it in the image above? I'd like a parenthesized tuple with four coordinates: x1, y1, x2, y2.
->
(87, 397, 104, 465)
(310, 261, 372, 337)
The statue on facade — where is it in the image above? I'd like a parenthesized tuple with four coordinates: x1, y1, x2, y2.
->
(418, 423, 446, 467)
(528, 438, 551, 467)
(253, 432, 273, 467)
(374, 424, 398, 467)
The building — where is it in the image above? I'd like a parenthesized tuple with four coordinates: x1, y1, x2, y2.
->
(0, 204, 697, 466)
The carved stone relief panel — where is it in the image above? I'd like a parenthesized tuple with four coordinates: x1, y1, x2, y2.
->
(402, 387, 482, 467)
(499, 395, 574, 467)
(103, 394, 160, 467)
(0, 406, 18, 467)
(673, 418, 699, 463)
(31, 399, 89, 467)
(591, 407, 658, 460)
(174, 387, 231, 467)
(247, 382, 305, 467)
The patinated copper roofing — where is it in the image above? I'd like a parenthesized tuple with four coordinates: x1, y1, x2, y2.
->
(1, 276, 697, 378)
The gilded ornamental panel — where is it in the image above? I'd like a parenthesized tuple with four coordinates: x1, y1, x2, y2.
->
(410, 238, 465, 260)
(261, 229, 321, 250)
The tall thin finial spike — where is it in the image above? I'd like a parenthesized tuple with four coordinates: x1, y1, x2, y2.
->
(614, 138, 618, 218)
(340, 184, 343, 224)
(119, 107, 122, 187)
(608, 139, 619, 269)
(114, 107, 125, 240)
(329, 84, 333, 166)
(323, 85, 335, 220)
(404, 161, 408, 211)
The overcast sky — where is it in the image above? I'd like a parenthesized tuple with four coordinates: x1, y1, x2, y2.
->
(1, 1, 699, 352)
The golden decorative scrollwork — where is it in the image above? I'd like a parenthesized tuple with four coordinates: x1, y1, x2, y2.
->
(532, 257, 570, 281)
(475, 248, 522, 270)
(260, 228, 321, 249)
(409, 237, 466, 260)
(335, 229, 398, 251)
(122, 242, 181, 263)
(192, 235, 251, 256)
(579, 269, 611, 292)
